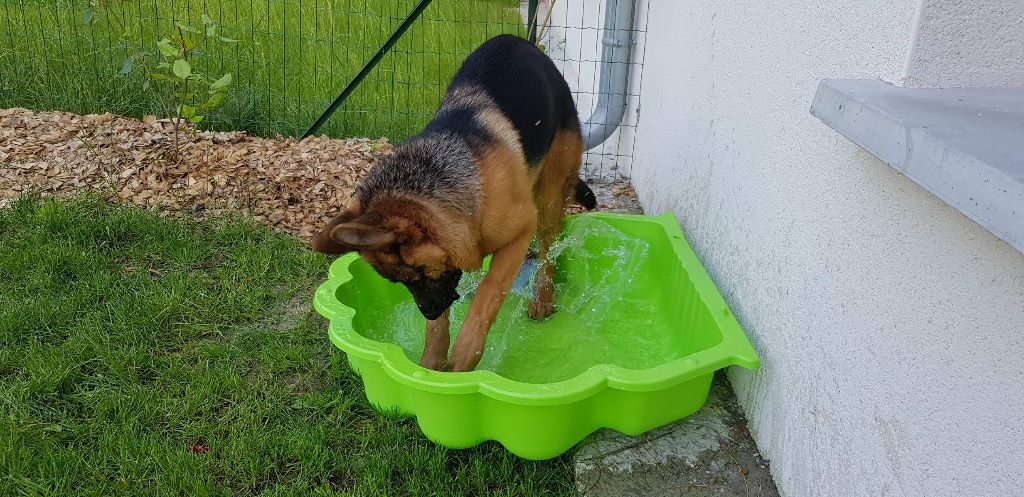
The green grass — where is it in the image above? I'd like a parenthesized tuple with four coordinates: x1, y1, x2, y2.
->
(0, 0, 522, 139)
(0, 195, 574, 496)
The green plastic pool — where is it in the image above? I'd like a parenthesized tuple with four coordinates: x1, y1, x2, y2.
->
(313, 212, 759, 460)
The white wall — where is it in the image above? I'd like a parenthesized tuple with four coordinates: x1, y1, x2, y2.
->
(903, 0, 1024, 87)
(628, 1, 1024, 496)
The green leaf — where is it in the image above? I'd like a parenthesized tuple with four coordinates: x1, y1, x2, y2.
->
(201, 92, 225, 109)
(142, 80, 150, 90)
(156, 61, 171, 69)
(149, 73, 173, 81)
(175, 21, 199, 33)
(217, 36, 239, 43)
(83, 8, 93, 25)
(172, 59, 191, 79)
(203, 15, 218, 36)
(157, 38, 177, 57)
(209, 73, 232, 90)
(189, 115, 204, 124)
(181, 105, 196, 118)
(119, 58, 135, 75)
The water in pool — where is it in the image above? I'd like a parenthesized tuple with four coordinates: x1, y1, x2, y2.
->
(348, 217, 700, 384)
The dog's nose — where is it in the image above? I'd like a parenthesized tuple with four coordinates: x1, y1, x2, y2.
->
(407, 270, 462, 320)
(418, 302, 447, 321)
(412, 290, 458, 320)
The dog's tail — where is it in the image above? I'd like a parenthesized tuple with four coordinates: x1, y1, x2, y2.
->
(574, 178, 597, 210)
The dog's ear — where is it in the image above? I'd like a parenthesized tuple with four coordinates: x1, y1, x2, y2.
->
(310, 202, 361, 254)
(329, 223, 398, 250)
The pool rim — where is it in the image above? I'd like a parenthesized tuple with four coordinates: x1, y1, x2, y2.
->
(313, 211, 759, 407)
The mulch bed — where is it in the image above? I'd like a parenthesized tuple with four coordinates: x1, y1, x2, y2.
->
(0, 108, 637, 241)
(1, 108, 389, 240)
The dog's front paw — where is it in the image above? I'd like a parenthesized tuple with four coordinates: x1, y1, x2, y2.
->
(419, 354, 447, 371)
(445, 333, 485, 372)
(528, 298, 555, 320)
(443, 351, 480, 372)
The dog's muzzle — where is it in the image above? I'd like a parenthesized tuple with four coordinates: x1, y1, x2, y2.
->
(406, 269, 462, 320)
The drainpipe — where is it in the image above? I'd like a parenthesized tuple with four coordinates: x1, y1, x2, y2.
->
(580, 0, 637, 151)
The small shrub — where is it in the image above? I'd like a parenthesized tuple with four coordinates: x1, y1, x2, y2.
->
(123, 15, 237, 160)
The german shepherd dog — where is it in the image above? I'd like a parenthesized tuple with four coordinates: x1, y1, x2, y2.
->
(311, 34, 596, 372)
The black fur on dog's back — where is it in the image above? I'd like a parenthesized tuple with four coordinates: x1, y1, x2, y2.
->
(359, 35, 596, 216)
(430, 34, 580, 166)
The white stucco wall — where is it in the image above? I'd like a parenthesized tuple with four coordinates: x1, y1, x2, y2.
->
(628, 1, 1024, 496)
(903, 0, 1024, 87)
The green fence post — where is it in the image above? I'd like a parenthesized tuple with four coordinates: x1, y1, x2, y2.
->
(302, 0, 434, 139)
(527, 0, 539, 44)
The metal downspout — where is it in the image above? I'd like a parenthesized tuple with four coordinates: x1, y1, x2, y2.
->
(580, 0, 637, 151)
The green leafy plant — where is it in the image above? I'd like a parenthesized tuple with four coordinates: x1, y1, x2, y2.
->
(125, 15, 237, 160)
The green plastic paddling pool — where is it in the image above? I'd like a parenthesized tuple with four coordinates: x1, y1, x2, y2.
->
(313, 212, 759, 460)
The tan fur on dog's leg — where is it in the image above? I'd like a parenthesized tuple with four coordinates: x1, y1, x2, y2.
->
(528, 195, 563, 320)
(529, 129, 583, 319)
(420, 310, 450, 371)
(445, 232, 533, 372)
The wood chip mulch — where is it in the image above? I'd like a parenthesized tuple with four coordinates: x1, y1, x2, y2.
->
(1, 108, 641, 240)
(0, 108, 391, 239)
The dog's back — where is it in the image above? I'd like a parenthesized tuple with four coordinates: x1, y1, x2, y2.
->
(429, 34, 580, 165)
(357, 35, 592, 213)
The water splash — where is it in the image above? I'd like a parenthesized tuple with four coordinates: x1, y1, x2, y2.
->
(360, 218, 689, 383)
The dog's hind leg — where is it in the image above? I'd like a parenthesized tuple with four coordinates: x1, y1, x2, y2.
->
(529, 129, 584, 320)
(527, 189, 564, 320)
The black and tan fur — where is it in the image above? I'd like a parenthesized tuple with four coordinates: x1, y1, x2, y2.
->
(311, 35, 595, 372)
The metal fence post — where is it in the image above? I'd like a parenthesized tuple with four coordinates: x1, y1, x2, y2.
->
(527, 0, 539, 44)
(302, 0, 434, 139)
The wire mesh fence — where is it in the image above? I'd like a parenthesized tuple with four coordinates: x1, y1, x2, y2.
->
(0, 0, 645, 180)
(535, 0, 647, 182)
(0, 0, 524, 138)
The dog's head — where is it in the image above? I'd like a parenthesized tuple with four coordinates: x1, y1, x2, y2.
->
(311, 200, 461, 320)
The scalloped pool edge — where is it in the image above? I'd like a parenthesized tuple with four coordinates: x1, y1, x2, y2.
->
(313, 211, 759, 459)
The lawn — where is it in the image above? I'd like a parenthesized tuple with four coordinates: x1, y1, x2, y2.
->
(0, 0, 523, 140)
(0, 196, 574, 496)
